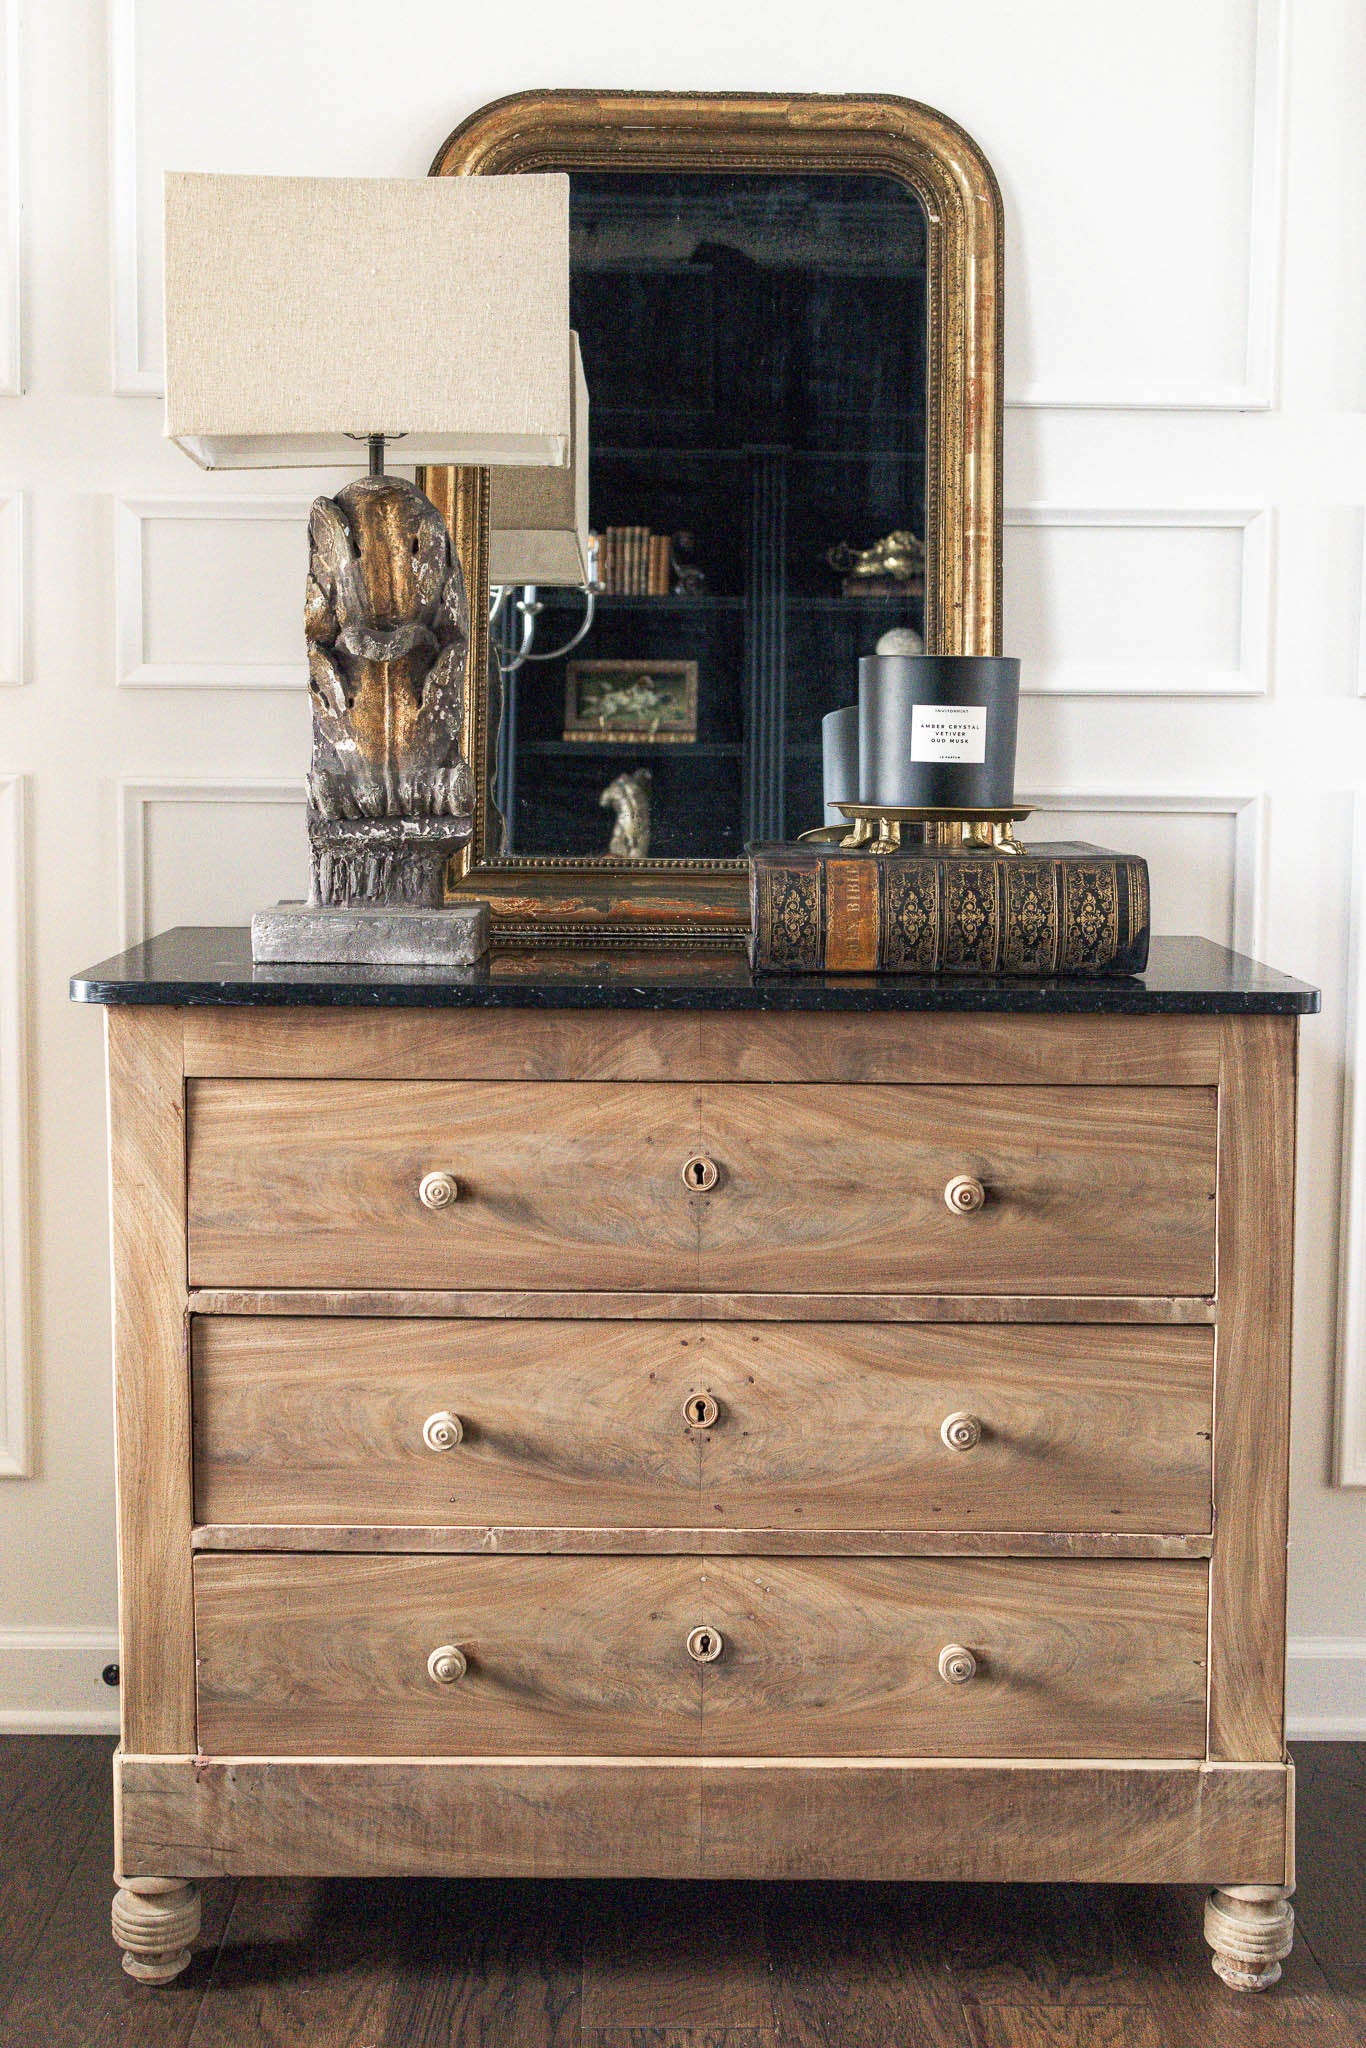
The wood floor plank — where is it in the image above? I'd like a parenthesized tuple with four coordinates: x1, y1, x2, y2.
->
(1294, 1741, 1366, 1794)
(1111, 1881, 1363, 2048)
(938, 1883, 1150, 2009)
(381, 1879, 582, 2048)
(187, 1879, 404, 2048)
(581, 1881, 771, 2038)
(763, 1880, 972, 2047)
(965, 2009, 1162, 2048)
(0, 1817, 235, 2048)
(1290, 1742, 1366, 1993)
(592, 2032, 767, 2047)
(0, 1736, 114, 2022)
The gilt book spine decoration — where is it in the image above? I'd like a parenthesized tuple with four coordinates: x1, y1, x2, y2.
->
(748, 843, 1151, 975)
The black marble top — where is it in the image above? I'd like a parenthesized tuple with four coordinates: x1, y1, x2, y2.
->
(69, 928, 1320, 1015)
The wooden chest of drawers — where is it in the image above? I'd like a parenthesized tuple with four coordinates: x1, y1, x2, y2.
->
(78, 945, 1316, 1993)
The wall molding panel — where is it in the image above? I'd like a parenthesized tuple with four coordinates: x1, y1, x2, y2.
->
(1005, 508, 1273, 698)
(1337, 795, 1366, 1486)
(116, 0, 1286, 416)
(1010, 0, 1285, 411)
(1018, 789, 1264, 957)
(0, 775, 29, 1477)
(119, 776, 305, 945)
(0, 1628, 121, 1731)
(0, 0, 20, 395)
(0, 493, 23, 685)
(109, 0, 155, 395)
(115, 496, 311, 688)
(1287, 1638, 1366, 1739)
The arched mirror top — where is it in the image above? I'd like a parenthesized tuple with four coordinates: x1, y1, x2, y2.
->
(424, 89, 1003, 944)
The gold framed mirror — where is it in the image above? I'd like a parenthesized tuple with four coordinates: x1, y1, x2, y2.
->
(424, 90, 1003, 944)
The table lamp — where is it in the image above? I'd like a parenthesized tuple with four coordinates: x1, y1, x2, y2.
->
(162, 169, 582, 966)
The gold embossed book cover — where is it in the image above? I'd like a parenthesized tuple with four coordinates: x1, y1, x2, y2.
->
(748, 843, 1150, 975)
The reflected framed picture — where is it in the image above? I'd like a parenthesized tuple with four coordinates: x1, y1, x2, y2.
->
(564, 658, 699, 744)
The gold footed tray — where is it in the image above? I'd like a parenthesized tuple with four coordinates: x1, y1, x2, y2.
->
(797, 805, 1033, 854)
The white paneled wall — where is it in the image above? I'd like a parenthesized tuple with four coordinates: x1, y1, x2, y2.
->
(0, 494, 21, 685)
(0, 0, 1363, 1730)
(1004, 510, 1272, 697)
(115, 499, 311, 688)
(0, 775, 28, 1478)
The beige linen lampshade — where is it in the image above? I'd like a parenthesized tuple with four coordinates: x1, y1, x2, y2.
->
(163, 170, 572, 469)
(489, 333, 590, 587)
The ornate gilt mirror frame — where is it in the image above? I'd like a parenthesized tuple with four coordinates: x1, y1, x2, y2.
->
(423, 89, 1003, 945)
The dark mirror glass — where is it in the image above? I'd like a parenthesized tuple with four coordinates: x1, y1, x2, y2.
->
(490, 168, 928, 862)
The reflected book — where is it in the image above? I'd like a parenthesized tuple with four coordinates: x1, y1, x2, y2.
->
(748, 842, 1150, 976)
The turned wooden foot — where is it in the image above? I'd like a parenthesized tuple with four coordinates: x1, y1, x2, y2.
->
(1204, 1883, 1294, 1991)
(111, 1877, 200, 1984)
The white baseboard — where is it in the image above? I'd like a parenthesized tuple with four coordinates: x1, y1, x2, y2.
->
(1287, 1638, 1366, 1739)
(0, 1628, 1360, 1742)
(0, 1627, 120, 1732)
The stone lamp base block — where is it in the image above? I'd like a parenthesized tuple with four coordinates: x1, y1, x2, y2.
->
(252, 901, 490, 968)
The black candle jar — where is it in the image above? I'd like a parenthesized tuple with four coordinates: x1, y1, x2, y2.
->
(859, 655, 1021, 808)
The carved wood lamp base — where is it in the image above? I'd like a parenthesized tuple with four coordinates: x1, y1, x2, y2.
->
(1204, 1884, 1295, 1991)
(111, 1878, 200, 1985)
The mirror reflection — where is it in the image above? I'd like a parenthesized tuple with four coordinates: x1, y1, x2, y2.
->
(489, 168, 929, 862)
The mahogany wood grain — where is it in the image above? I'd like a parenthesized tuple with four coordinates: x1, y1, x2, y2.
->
(192, 1317, 706, 1530)
(114, 1754, 1290, 1886)
(191, 1317, 1213, 1535)
(1208, 1015, 1297, 1763)
(181, 1007, 1224, 1088)
(107, 1008, 194, 1754)
(188, 1078, 702, 1290)
(693, 1322, 1211, 1534)
(186, 1288, 1217, 1323)
(185, 1079, 1217, 1294)
(694, 1084, 1216, 1296)
(192, 1553, 1209, 1761)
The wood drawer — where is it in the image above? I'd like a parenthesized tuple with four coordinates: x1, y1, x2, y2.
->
(193, 1553, 1209, 1760)
(192, 1317, 1214, 1535)
(185, 1079, 1217, 1293)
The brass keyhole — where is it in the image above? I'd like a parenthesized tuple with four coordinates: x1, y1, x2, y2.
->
(684, 1392, 720, 1429)
(681, 1155, 719, 1192)
(686, 1625, 724, 1664)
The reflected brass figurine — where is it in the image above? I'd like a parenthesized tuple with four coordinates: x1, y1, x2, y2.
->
(305, 476, 474, 906)
(600, 768, 653, 859)
(826, 528, 926, 597)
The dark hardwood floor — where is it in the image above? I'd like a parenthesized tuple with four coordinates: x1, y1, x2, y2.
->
(0, 1739, 1362, 2046)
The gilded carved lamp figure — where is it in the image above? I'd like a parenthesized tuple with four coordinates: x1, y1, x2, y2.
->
(161, 170, 586, 963)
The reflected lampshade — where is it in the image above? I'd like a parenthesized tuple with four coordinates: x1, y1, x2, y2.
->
(488, 335, 591, 587)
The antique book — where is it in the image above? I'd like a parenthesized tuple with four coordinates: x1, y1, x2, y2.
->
(748, 842, 1151, 975)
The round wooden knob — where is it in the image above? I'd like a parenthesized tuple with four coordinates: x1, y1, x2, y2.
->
(418, 1171, 459, 1211)
(685, 1625, 724, 1664)
(938, 1643, 977, 1685)
(944, 1173, 986, 1216)
(422, 1410, 464, 1452)
(683, 1392, 720, 1429)
(681, 1155, 719, 1193)
(940, 1411, 982, 1452)
(427, 1645, 467, 1685)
